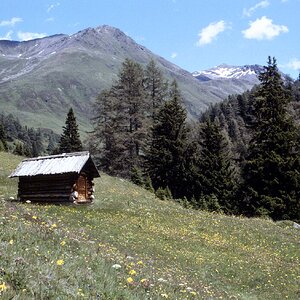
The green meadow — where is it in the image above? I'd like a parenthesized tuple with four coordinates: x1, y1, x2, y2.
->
(0, 152, 299, 299)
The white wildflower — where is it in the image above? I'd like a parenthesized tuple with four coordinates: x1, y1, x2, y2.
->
(112, 264, 122, 270)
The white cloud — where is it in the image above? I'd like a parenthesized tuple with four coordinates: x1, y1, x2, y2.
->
(0, 30, 13, 40)
(47, 2, 60, 13)
(197, 20, 228, 46)
(0, 17, 23, 27)
(286, 58, 300, 70)
(171, 52, 178, 59)
(243, 0, 270, 17)
(242, 16, 288, 40)
(17, 31, 47, 41)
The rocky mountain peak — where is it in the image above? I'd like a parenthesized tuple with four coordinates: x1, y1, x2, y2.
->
(0, 24, 264, 133)
(193, 64, 264, 83)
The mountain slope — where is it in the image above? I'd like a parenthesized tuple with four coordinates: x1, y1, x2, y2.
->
(192, 64, 264, 101)
(1, 151, 300, 299)
(0, 26, 258, 133)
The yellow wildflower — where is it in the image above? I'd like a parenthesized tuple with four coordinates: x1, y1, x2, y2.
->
(127, 277, 134, 284)
(56, 259, 64, 266)
(9, 240, 13, 245)
(32, 216, 37, 219)
(0, 282, 7, 292)
(140, 278, 147, 283)
(128, 269, 137, 276)
(137, 260, 144, 265)
(190, 291, 197, 296)
(60, 241, 66, 246)
(77, 288, 85, 296)
(51, 223, 57, 228)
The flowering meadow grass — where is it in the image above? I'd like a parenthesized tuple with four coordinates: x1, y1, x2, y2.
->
(0, 152, 299, 299)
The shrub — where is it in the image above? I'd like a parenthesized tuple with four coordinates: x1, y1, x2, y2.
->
(155, 186, 172, 200)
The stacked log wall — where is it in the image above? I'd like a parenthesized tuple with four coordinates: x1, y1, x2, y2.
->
(18, 174, 77, 203)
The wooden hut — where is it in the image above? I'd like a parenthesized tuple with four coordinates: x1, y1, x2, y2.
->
(9, 151, 100, 204)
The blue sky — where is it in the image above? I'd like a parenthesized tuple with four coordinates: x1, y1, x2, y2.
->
(0, 0, 299, 78)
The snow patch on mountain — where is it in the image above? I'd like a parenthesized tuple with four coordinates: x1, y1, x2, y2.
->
(193, 64, 263, 82)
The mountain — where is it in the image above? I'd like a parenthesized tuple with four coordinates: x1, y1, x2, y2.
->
(0, 26, 259, 133)
(193, 64, 264, 82)
(191, 64, 266, 106)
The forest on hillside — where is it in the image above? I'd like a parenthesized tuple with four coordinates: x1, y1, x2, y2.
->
(1, 57, 299, 222)
(88, 57, 300, 222)
(0, 113, 60, 156)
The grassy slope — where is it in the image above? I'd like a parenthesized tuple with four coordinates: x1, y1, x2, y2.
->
(0, 152, 299, 299)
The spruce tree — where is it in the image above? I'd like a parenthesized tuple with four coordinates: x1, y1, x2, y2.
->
(194, 119, 237, 212)
(47, 135, 57, 154)
(59, 108, 83, 153)
(146, 80, 188, 198)
(242, 57, 300, 221)
(0, 122, 8, 151)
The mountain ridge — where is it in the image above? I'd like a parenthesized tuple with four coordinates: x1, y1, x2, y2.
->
(193, 64, 264, 82)
(0, 25, 261, 133)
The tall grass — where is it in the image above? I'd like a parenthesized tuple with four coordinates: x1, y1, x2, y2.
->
(0, 152, 299, 299)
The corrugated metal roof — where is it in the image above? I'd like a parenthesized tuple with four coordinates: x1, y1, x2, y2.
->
(9, 151, 99, 178)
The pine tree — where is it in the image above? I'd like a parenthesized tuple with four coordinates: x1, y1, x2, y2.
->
(116, 59, 147, 173)
(0, 122, 8, 151)
(28, 128, 44, 156)
(90, 89, 122, 174)
(13, 142, 24, 156)
(130, 166, 144, 186)
(144, 175, 155, 193)
(144, 59, 168, 120)
(47, 135, 57, 154)
(146, 80, 189, 198)
(194, 119, 237, 212)
(242, 57, 300, 221)
(59, 108, 83, 153)
(91, 59, 147, 177)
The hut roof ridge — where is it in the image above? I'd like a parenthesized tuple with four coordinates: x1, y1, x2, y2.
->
(22, 151, 90, 162)
(9, 151, 100, 178)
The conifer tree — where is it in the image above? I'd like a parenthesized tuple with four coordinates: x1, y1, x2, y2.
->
(91, 59, 147, 177)
(194, 119, 236, 212)
(90, 89, 123, 174)
(0, 122, 8, 151)
(13, 142, 24, 156)
(116, 59, 147, 172)
(47, 135, 57, 154)
(242, 57, 300, 221)
(59, 108, 83, 153)
(146, 80, 188, 198)
(144, 59, 168, 120)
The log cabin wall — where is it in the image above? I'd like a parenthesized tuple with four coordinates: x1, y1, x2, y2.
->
(18, 173, 78, 203)
(10, 151, 100, 204)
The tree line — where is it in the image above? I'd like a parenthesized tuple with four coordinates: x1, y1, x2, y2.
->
(0, 113, 60, 156)
(89, 57, 300, 222)
(0, 108, 83, 156)
(1, 56, 299, 222)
